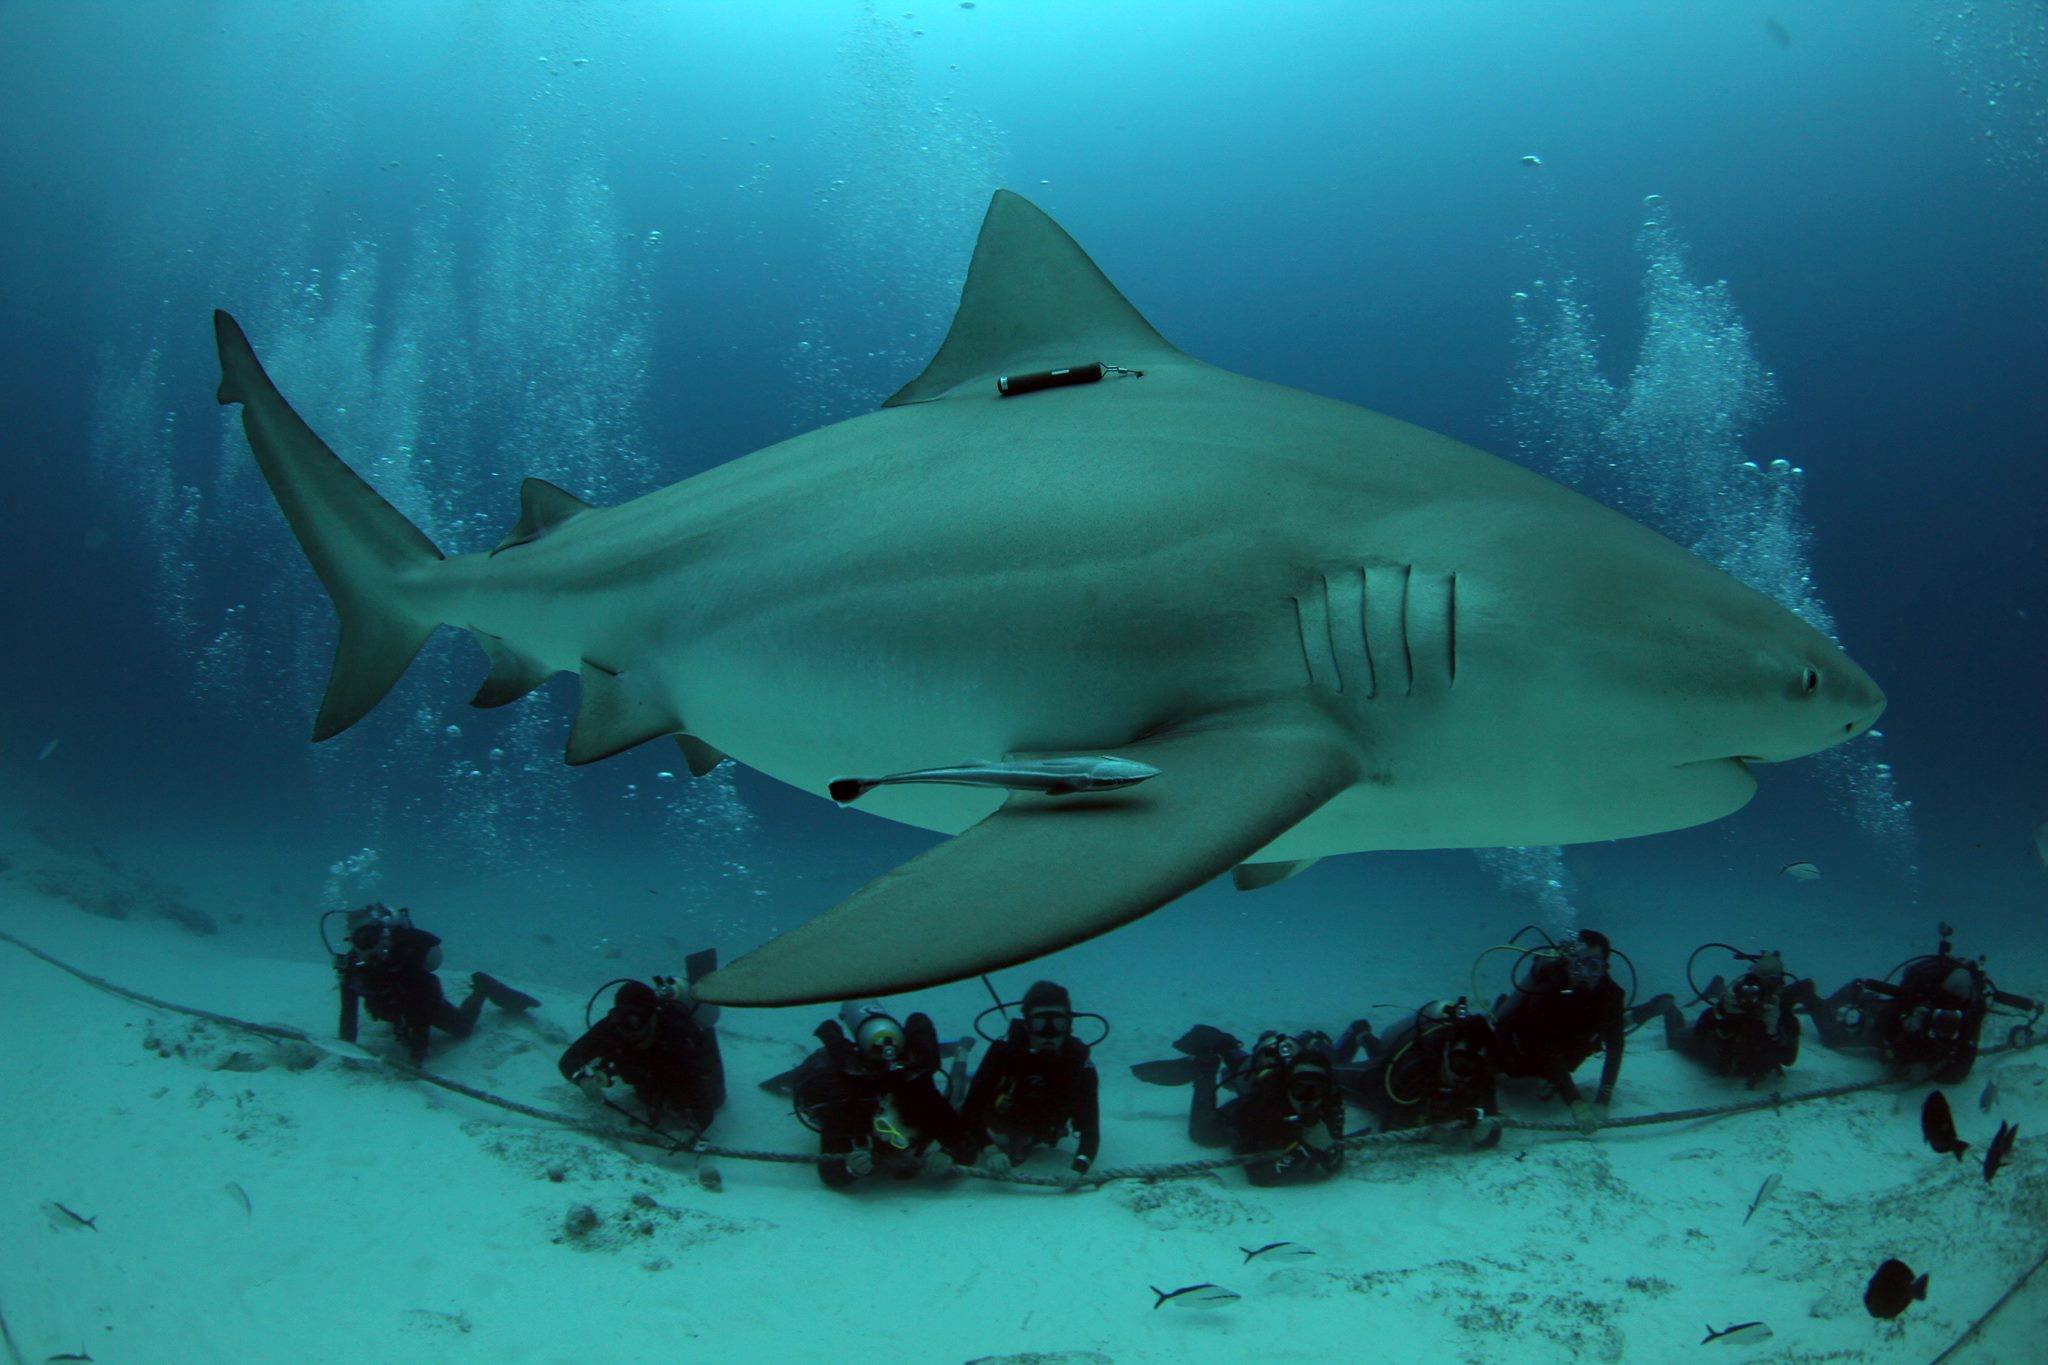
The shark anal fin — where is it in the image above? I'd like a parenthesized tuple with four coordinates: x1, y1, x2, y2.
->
(883, 190, 1180, 408)
(467, 629, 553, 709)
(695, 702, 1359, 1006)
(674, 733, 729, 777)
(1231, 858, 1320, 892)
(565, 660, 680, 765)
(491, 477, 594, 556)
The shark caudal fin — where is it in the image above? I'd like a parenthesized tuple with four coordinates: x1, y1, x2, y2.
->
(213, 310, 444, 741)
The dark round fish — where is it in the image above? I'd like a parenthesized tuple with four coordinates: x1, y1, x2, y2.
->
(1920, 1091, 1969, 1161)
(1864, 1259, 1929, 1319)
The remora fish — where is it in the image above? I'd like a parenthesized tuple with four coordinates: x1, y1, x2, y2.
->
(215, 190, 1885, 1007)
(1701, 1321, 1772, 1345)
(829, 756, 1160, 806)
(1864, 1258, 1929, 1319)
(1241, 1241, 1316, 1263)
(47, 1351, 94, 1362)
(1741, 1172, 1781, 1225)
(1979, 1077, 1999, 1112)
(1150, 1283, 1241, 1310)
(46, 1202, 97, 1231)
(1920, 1091, 1969, 1161)
(1983, 1120, 2018, 1184)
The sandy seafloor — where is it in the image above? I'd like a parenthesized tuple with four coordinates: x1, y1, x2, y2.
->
(3, 857, 2046, 1363)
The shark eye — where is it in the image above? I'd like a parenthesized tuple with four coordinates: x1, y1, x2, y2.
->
(1800, 666, 1820, 697)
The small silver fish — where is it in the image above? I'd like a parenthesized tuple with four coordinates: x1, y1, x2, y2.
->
(1742, 1173, 1781, 1225)
(1780, 860, 1820, 881)
(1520, 153, 1543, 167)
(830, 756, 1161, 805)
(1150, 1283, 1241, 1310)
(1241, 1241, 1317, 1263)
(36, 739, 59, 762)
(1980, 1078, 2000, 1113)
(1702, 1321, 1772, 1345)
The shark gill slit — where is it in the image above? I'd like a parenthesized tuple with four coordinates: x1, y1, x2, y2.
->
(1356, 564, 1377, 700)
(1290, 596, 1312, 686)
(1398, 563, 1415, 696)
(1320, 573, 1342, 694)
(1447, 571, 1458, 688)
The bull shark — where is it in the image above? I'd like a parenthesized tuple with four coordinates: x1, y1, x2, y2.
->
(214, 190, 1884, 1007)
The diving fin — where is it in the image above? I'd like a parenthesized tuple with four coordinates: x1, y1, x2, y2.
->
(1172, 1024, 1242, 1057)
(1131, 1057, 1210, 1087)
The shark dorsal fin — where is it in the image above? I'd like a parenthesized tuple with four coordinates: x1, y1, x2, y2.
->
(883, 190, 1180, 408)
(491, 478, 594, 556)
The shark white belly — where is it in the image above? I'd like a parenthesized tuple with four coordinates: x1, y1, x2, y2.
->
(214, 190, 1884, 1005)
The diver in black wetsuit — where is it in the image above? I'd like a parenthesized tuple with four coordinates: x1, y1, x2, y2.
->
(1136, 1027, 1346, 1185)
(329, 903, 538, 1066)
(1334, 999, 1501, 1143)
(1490, 929, 1627, 1134)
(960, 980, 1102, 1184)
(1786, 924, 2042, 1084)
(768, 1004, 977, 1189)
(559, 976, 726, 1144)
(1629, 946, 1801, 1087)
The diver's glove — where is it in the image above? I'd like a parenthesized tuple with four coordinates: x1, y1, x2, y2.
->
(843, 1146, 874, 1178)
(575, 1071, 608, 1103)
(1569, 1098, 1602, 1136)
(981, 1147, 1014, 1175)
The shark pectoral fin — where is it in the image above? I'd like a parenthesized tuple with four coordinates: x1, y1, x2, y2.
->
(882, 190, 1182, 408)
(674, 734, 729, 777)
(565, 660, 680, 765)
(467, 629, 552, 709)
(694, 704, 1360, 1006)
(1231, 858, 1320, 892)
(490, 477, 594, 556)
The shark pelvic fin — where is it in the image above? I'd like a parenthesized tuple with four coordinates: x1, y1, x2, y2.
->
(212, 310, 443, 742)
(491, 477, 594, 556)
(1231, 858, 1320, 891)
(566, 660, 681, 765)
(466, 629, 552, 709)
(674, 734, 729, 777)
(695, 702, 1359, 1006)
(883, 190, 1181, 408)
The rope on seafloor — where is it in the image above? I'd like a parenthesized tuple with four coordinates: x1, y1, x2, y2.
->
(2, 928, 2036, 1189)
(1928, 1240, 2048, 1365)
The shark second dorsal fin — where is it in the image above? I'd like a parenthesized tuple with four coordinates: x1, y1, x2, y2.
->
(883, 190, 1181, 408)
(491, 477, 594, 556)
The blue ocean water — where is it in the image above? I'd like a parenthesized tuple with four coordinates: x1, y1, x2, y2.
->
(1, 2, 2045, 1356)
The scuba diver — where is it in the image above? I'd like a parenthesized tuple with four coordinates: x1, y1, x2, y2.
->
(763, 1003, 978, 1189)
(1628, 944, 1801, 1087)
(1786, 923, 2043, 1084)
(324, 902, 539, 1066)
(559, 950, 725, 1148)
(1486, 928, 1629, 1134)
(960, 980, 1104, 1183)
(1334, 998, 1502, 1144)
(1132, 1026, 1347, 1185)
